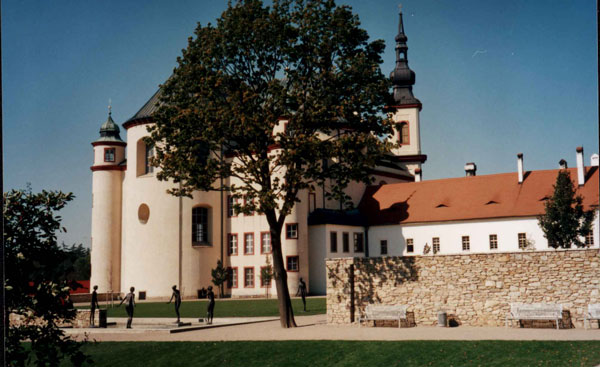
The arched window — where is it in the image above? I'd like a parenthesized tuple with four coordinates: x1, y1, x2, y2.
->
(192, 207, 209, 245)
(145, 144, 155, 174)
(398, 122, 409, 145)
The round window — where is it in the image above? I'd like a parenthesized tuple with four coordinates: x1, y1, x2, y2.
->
(138, 204, 150, 224)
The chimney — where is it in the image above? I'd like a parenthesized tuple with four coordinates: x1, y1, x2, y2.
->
(576, 146, 585, 186)
(558, 159, 567, 169)
(517, 153, 524, 184)
(414, 168, 422, 182)
(591, 153, 599, 167)
(464, 162, 477, 177)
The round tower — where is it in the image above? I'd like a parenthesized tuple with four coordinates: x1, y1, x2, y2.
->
(90, 109, 126, 294)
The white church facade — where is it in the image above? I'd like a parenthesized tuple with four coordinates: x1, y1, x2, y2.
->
(90, 11, 599, 299)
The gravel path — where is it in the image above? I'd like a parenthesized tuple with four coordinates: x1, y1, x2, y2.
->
(67, 315, 600, 342)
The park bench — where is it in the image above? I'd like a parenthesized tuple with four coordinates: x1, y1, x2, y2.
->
(358, 304, 408, 328)
(505, 303, 562, 330)
(585, 303, 600, 329)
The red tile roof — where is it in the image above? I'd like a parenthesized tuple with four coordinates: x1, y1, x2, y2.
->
(359, 166, 599, 225)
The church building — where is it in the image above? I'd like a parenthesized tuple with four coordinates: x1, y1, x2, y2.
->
(90, 10, 598, 299)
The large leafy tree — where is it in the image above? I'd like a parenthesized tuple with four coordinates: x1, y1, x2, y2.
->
(149, 0, 393, 327)
(538, 170, 595, 249)
(4, 188, 92, 366)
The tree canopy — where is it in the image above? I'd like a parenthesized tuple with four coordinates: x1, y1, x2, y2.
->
(538, 170, 595, 249)
(4, 188, 91, 366)
(148, 0, 394, 327)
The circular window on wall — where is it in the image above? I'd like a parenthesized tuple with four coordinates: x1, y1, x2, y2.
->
(138, 204, 150, 224)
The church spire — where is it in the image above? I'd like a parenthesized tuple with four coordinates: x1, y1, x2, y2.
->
(390, 6, 420, 106)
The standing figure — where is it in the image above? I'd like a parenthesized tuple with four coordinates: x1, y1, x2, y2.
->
(167, 285, 182, 323)
(90, 285, 100, 327)
(118, 287, 136, 328)
(206, 286, 215, 324)
(297, 277, 307, 311)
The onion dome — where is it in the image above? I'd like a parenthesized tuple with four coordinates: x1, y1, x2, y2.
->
(95, 110, 124, 143)
(390, 8, 420, 106)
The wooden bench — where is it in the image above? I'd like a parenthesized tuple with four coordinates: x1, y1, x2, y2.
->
(358, 304, 408, 328)
(505, 303, 562, 330)
(585, 304, 600, 329)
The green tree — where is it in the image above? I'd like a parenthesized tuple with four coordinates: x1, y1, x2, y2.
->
(538, 170, 595, 249)
(261, 256, 274, 298)
(4, 188, 92, 366)
(148, 0, 393, 327)
(211, 259, 228, 298)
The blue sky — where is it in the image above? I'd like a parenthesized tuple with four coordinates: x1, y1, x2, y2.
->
(3, 0, 598, 248)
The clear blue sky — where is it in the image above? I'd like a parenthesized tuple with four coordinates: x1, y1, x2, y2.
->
(3, 0, 598, 248)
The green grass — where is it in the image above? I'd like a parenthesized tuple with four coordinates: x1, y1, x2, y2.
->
(77, 297, 325, 318)
(65, 341, 600, 367)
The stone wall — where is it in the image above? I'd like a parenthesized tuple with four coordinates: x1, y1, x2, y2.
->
(326, 249, 599, 327)
(10, 309, 102, 328)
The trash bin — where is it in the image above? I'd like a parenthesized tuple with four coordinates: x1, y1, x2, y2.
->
(98, 309, 107, 328)
(437, 311, 447, 327)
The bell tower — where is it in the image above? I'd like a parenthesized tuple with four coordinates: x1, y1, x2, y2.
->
(388, 7, 426, 176)
(90, 106, 126, 293)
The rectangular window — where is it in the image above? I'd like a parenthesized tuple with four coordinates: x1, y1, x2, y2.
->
(227, 195, 236, 217)
(380, 240, 388, 255)
(518, 233, 527, 249)
(342, 233, 350, 252)
(308, 192, 316, 213)
(244, 233, 254, 255)
(192, 207, 209, 244)
(260, 232, 272, 254)
(228, 234, 238, 255)
(406, 238, 414, 253)
(104, 148, 115, 162)
(462, 236, 470, 251)
(244, 196, 254, 216)
(432, 237, 440, 254)
(286, 256, 299, 272)
(260, 266, 272, 287)
(586, 231, 594, 246)
(353, 233, 364, 252)
(330, 232, 338, 253)
(145, 144, 155, 174)
(227, 267, 238, 288)
(244, 267, 254, 288)
(489, 234, 498, 250)
(286, 223, 298, 239)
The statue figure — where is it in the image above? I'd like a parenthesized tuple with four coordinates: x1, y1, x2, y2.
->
(118, 286, 136, 329)
(90, 285, 100, 327)
(206, 286, 215, 324)
(297, 277, 307, 311)
(167, 285, 182, 323)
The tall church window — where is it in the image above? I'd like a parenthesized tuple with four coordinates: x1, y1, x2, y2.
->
(145, 144, 155, 174)
(192, 207, 209, 245)
(398, 122, 409, 145)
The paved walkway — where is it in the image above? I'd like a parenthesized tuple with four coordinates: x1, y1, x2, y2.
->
(65, 315, 600, 342)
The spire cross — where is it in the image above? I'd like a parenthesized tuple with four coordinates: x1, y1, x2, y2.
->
(108, 98, 112, 116)
(398, 3, 402, 13)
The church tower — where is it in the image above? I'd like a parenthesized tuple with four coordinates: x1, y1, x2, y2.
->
(388, 7, 426, 177)
(90, 108, 126, 293)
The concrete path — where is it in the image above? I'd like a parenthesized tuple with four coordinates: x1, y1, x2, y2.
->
(66, 314, 600, 342)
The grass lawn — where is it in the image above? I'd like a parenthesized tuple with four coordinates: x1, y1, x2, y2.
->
(77, 297, 325, 318)
(65, 341, 600, 367)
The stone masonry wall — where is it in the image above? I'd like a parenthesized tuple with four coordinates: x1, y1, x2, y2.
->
(327, 249, 599, 327)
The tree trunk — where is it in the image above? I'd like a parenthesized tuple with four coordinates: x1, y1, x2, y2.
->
(270, 227, 297, 328)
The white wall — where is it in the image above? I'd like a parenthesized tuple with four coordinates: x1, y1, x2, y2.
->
(308, 224, 366, 295)
(368, 213, 599, 257)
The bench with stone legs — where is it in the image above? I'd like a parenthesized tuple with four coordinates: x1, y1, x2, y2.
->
(358, 304, 408, 328)
(505, 303, 563, 330)
(585, 303, 600, 329)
